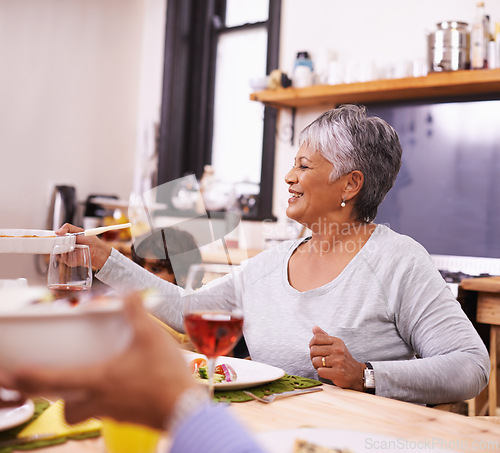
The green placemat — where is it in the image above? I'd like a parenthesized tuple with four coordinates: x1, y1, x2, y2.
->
(214, 374, 322, 402)
(0, 399, 100, 452)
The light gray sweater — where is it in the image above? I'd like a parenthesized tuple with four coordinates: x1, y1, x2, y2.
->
(97, 224, 489, 405)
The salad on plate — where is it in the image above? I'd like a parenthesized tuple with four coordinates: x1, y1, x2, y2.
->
(189, 357, 237, 384)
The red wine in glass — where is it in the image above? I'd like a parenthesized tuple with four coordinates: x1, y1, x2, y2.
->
(184, 263, 244, 398)
(48, 284, 90, 306)
(184, 311, 243, 358)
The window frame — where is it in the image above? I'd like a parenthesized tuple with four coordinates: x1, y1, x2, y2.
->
(157, 0, 281, 221)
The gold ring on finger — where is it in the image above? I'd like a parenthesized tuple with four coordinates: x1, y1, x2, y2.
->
(322, 356, 326, 367)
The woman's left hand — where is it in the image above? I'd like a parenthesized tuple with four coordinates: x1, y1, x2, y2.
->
(309, 325, 365, 391)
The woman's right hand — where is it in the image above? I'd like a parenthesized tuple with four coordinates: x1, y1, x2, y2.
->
(56, 223, 112, 271)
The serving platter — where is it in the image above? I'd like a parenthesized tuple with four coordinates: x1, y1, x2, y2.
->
(0, 291, 133, 370)
(0, 229, 75, 254)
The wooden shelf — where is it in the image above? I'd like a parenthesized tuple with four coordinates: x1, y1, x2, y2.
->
(250, 69, 500, 109)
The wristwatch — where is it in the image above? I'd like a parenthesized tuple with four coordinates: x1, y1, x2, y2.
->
(363, 362, 375, 394)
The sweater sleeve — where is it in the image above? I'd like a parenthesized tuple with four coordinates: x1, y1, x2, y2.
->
(96, 248, 240, 333)
(96, 248, 186, 331)
(170, 404, 265, 453)
(372, 247, 490, 404)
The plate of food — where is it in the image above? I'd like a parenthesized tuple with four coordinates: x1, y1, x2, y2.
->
(185, 352, 285, 390)
(0, 229, 75, 254)
(256, 428, 446, 453)
(0, 399, 35, 431)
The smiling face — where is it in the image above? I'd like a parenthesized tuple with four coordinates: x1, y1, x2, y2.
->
(284, 144, 347, 229)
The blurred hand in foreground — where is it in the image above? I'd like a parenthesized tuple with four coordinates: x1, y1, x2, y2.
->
(0, 293, 195, 430)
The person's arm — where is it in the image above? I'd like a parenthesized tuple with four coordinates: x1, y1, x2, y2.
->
(373, 252, 490, 404)
(97, 249, 242, 333)
(96, 248, 187, 332)
(55, 223, 112, 270)
(309, 241, 489, 404)
(170, 403, 264, 453)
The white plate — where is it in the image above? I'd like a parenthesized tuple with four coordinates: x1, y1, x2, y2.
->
(0, 399, 35, 431)
(257, 428, 448, 453)
(185, 353, 285, 390)
(0, 229, 75, 254)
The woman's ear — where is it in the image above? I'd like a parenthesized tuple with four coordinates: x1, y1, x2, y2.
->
(344, 170, 364, 200)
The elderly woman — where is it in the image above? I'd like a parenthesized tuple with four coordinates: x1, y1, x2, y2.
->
(59, 104, 489, 405)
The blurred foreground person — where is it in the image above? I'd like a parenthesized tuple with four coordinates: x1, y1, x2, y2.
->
(0, 294, 264, 453)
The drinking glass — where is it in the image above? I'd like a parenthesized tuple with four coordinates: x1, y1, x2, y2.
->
(47, 244, 92, 305)
(183, 263, 244, 398)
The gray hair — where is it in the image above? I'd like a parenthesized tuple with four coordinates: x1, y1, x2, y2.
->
(298, 104, 402, 223)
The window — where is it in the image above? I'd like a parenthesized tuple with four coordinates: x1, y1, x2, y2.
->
(157, 0, 281, 220)
(212, 25, 267, 186)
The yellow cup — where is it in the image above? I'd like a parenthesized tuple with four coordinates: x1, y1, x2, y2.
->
(101, 418, 161, 453)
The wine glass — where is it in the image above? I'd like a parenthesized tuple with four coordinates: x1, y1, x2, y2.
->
(183, 263, 244, 398)
(47, 244, 92, 305)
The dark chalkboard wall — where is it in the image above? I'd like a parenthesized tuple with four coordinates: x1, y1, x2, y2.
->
(369, 100, 500, 259)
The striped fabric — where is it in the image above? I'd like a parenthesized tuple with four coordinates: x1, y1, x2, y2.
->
(170, 403, 264, 453)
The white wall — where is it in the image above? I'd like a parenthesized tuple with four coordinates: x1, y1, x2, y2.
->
(133, 0, 168, 195)
(0, 0, 166, 282)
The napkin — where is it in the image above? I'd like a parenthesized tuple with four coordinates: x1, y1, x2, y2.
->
(18, 399, 101, 439)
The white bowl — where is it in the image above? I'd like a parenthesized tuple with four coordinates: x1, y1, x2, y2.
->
(249, 76, 269, 91)
(0, 292, 132, 370)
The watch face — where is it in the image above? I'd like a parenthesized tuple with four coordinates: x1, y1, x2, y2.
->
(364, 369, 375, 389)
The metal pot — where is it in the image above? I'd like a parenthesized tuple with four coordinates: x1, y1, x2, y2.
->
(428, 21, 469, 72)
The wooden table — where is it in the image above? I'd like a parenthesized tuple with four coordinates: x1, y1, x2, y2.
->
(461, 277, 500, 417)
(230, 386, 500, 452)
(29, 384, 500, 452)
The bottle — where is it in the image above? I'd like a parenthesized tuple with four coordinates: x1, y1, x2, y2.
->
(470, 2, 488, 69)
(487, 39, 497, 69)
(293, 51, 314, 88)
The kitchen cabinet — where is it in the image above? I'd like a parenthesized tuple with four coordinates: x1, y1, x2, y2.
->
(250, 68, 500, 109)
